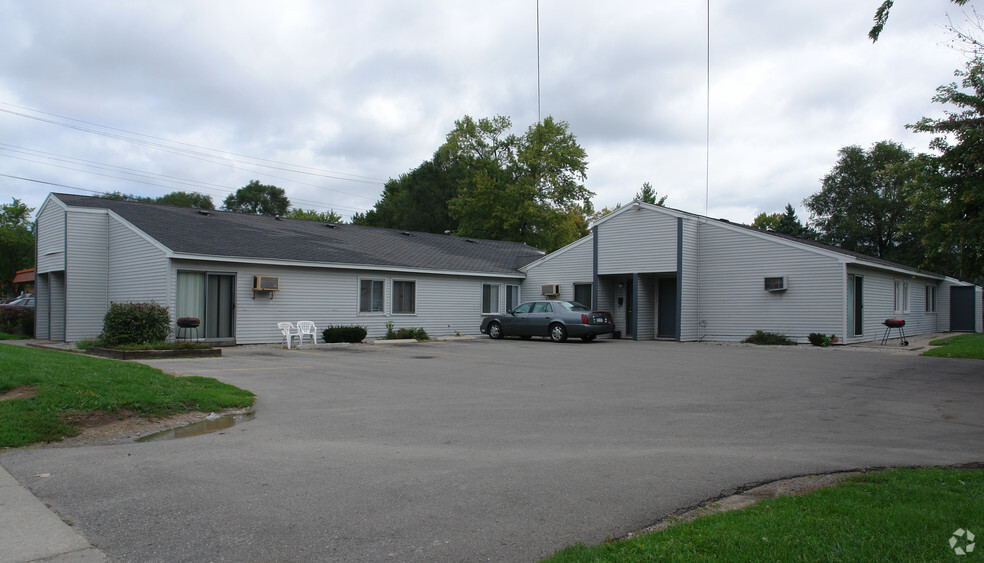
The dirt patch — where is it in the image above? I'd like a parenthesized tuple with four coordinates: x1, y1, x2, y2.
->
(0, 386, 38, 401)
(49, 410, 230, 447)
(628, 471, 861, 538)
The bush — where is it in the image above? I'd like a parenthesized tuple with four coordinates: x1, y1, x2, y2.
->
(743, 330, 796, 346)
(385, 321, 429, 341)
(100, 301, 171, 346)
(322, 325, 367, 343)
(0, 307, 34, 335)
(808, 332, 838, 347)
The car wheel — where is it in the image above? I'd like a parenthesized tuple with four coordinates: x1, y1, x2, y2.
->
(488, 322, 504, 339)
(580, 334, 596, 342)
(549, 323, 568, 343)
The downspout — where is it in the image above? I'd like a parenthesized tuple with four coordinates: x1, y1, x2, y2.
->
(676, 217, 683, 342)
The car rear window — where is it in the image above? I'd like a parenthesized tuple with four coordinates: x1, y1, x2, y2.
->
(558, 301, 590, 311)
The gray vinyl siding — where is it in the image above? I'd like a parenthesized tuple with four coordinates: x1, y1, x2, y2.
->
(108, 218, 168, 305)
(695, 221, 843, 343)
(521, 238, 593, 302)
(596, 209, 677, 274)
(679, 217, 700, 341)
(170, 259, 521, 344)
(49, 272, 66, 341)
(35, 273, 49, 339)
(848, 267, 944, 342)
(36, 199, 65, 273)
(65, 210, 110, 341)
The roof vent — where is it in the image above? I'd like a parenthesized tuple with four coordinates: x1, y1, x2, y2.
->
(325, 223, 337, 229)
(401, 231, 412, 237)
(275, 214, 281, 220)
(197, 210, 211, 216)
(465, 239, 477, 243)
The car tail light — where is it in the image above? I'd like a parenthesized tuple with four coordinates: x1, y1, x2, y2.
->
(581, 314, 588, 324)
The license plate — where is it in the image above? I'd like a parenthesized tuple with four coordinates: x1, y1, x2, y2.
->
(594, 316, 606, 323)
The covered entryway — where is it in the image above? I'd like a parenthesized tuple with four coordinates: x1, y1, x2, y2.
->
(657, 277, 677, 339)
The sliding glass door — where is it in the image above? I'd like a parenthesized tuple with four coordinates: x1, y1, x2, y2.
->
(177, 271, 235, 340)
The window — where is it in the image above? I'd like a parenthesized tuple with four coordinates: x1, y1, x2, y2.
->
(925, 285, 937, 313)
(573, 283, 592, 309)
(506, 285, 520, 312)
(392, 280, 416, 314)
(482, 283, 500, 314)
(531, 302, 553, 313)
(511, 302, 533, 314)
(359, 279, 384, 313)
(894, 280, 910, 314)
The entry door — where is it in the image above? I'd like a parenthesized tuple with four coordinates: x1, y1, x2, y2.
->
(951, 286, 976, 332)
(624, 278, 634, 337)
(657, 277, 677, 338)
(848, 275, 863, 336)
(206, 274, 235, 339)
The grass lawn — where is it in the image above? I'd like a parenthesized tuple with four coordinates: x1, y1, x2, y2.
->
(545, 466, 984, 562)
(0, 344, 254, 448)
(923, 333, 984, 359)
(0, 332, 30, 340)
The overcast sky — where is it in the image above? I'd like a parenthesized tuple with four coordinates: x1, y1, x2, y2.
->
(0, 1, 973, 227)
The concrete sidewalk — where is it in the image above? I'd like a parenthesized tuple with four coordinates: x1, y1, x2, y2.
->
(0, 464, 106, 562)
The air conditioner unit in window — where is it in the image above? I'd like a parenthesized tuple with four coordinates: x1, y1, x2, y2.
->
(764, 276, 788, 292)
(541, 283, 560, 297)
(253, 276, 279, 291)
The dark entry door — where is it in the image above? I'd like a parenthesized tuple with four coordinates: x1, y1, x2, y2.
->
(657, 277, 677, 338)
(206, 274, 235, 339)
(951, 286, 976, 332)
(624, 278, 634, 338)
(849, 274, 863, 336)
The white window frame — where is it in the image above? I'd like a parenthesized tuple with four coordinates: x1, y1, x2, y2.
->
(925, 284, 937, 313)
(358, 278, 385, 314)
(482, 283, 501, 315)
(894, 280, 910, 314)
(391, 279, 417, 315)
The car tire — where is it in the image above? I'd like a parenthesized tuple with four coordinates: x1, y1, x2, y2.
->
(580, 334, 596, 342)
(488, 322, 504, 339)
(549, 323, 568, 343)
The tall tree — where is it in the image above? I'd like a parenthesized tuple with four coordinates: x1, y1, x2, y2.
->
(805, 141, 924, 265)
(635, 181, 667, 206)
(752, 204, 813, 239)
(156, 191, 215, 209)
(442, 115, 594, 251)
(223, 180, 290, 216)
(286, 208, 343, 223)
(908, 58, 984, 282)
(0, 199, 35, 292)
(869, 0, 969, 41)
(352, 156, 461, 233)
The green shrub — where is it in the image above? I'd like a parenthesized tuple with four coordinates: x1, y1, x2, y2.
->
(385, 321, 429, 341)
(322, 325, 367, 343)
(100, 301, 171, 346)
(743, 330, 796, 346)
(808, 332, 838, 347)
(0, 307, 34, 335)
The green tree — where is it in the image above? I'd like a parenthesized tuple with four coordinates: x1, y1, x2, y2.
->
(442, 115, 594, 251)
(805, 141, 925, 265)
(286, 208, 343, 223)
(156, 191, 215, 209)
(223, 180, 290, 216)
(352, 156, 461, 233)
(100, 191, 153, 202)
(635, 182, 667, 206)
(869, 0, 969, 41)
(0, 199, 35, 292)
(751, 211, 781, 231)
(908, 58, 984, 282)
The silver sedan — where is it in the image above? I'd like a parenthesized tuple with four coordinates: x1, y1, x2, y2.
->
(479, 300, 615, 343)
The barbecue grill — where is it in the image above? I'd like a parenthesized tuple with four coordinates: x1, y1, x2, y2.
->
(880, 318, 908, 346)
(176, 317, 200, 341)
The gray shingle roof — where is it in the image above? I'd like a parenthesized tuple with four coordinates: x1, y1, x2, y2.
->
(53, 194, 543, 274)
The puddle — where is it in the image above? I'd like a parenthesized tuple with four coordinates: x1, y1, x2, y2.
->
(137, 412, 254, 442)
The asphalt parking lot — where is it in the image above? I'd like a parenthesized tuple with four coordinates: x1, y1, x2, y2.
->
(3, 338, 983, 562)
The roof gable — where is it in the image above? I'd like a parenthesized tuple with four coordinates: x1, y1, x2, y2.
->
(51, 194, 543, 275)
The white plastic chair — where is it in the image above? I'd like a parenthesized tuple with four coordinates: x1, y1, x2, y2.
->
(296, 321, 318, 347)
(278, 322, 299, 349)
